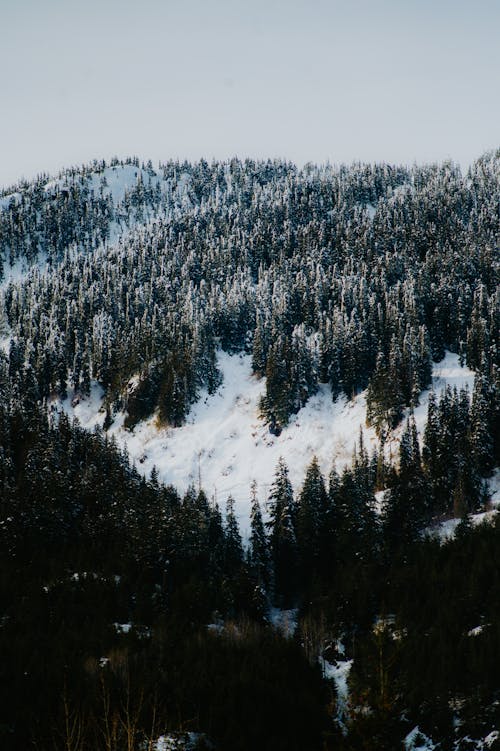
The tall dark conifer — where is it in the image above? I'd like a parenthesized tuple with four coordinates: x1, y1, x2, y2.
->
(383, 417, 429, 552)
(296, 457, 328, 588)
(248, 481, 271, 589)
(267, 458, 297, 606)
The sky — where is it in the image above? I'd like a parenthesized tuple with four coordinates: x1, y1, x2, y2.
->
(1, 0, 499, 188)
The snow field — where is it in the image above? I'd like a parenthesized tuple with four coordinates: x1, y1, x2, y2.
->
(63, 351, 379, 534)
(61, 350, 480, 537)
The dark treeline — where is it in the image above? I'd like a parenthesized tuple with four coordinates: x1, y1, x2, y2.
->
(1, 341, 499, 749)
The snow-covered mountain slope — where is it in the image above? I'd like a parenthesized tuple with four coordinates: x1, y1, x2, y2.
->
(43, 162, 192, 214)
(61, 350, 476, 534)
(0, 252, 51, 294)
(0, 161, 195, 350)
(0, 162, 192, 285)
(1, 162, 190, 212)
(43, 164, 161, 204)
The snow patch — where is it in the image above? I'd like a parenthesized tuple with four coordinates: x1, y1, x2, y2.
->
(59, 350, 483, 537)
(0, 335, 11, 355)
(365, 203, 376, 219)
(60, 382, 106, 430)
(426, 470, 500, 542)
(467, 625, 486, 637)
(269, 607, 298, 638)
(0, 254, 48, 291)
(1, 165, 193, 284)
(484, 731, 500, 748)
(489, 468, 500, 508)
(68, 351, 377, 534)
(114, 623, 132, 634)
(374, 489, 388, 514)
(0, 192, 21, 211)
(42, 164, 191, 214)
(155, 734, 207, 751)
(207, 621, 225, 635)
(404, 726, 436, 750)
(319, 656, 352, 729)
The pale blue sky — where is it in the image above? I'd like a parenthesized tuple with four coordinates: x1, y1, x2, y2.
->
(1, 0, 498, 187)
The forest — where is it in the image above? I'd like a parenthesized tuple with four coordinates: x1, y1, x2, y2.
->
(0, 152, 498, 749)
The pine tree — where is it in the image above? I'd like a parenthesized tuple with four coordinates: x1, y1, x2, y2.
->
(207, 500, 226, 579)
(383, 417, 429, 552)
(366, 346, 405, 436)
(422, 390, 439, 513)
(224, 495, 243, 573)
(248, 481, 271, 589)
(295, 457, 328, 588)
(336, 462, 378, 568)
(252, 313, 267, 375)
(267, 458, 297, 606)
(469, 361, 494, 476)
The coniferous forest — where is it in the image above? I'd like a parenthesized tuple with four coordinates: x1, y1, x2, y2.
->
(0, 153, 499, 750)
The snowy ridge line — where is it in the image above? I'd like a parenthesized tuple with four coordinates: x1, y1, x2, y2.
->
(0, 162, 191, 209)
(0, 163, 193, 289)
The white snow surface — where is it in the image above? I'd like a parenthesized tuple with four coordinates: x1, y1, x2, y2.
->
(155, 733, 205, 751)
(319, 656, 352, 728)
(0, 257, 27, 290)
(1, 165, 192, 287)
(404, 726, 436, 751)
(484, 732, 500, 748)
(451, 730, 500, 750)
(0, 253, 48, 292)
(60, 350, 481, 535)
(467, 625, 486, 637)
(0, 164, 173, 213)
(62, 351, 380, 533)
(114, 622, 132, 634)
(43, 164, 172, 204)
(42, 164, 192, 219)
(0, 335, 11, 355)
(0, 192, 21, 211)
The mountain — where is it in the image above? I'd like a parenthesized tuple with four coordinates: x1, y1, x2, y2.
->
(0, 153, 499, 750)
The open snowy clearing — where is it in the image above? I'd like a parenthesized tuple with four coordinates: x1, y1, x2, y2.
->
(63, 351, 379, 532)
(61, 350, 477, 534)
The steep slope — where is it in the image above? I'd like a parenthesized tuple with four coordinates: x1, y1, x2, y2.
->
(61, 350, 477, 532)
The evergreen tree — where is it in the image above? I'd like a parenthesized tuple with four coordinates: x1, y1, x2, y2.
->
(267, 458, 298, 606)
(336, 463, 377, 567)
(469, 361, 495, 476)
(295, 457, 328, 588)
(248, 481, 271, 589)
(383, 417, 429, 552)
(224, 495, 244, 573)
